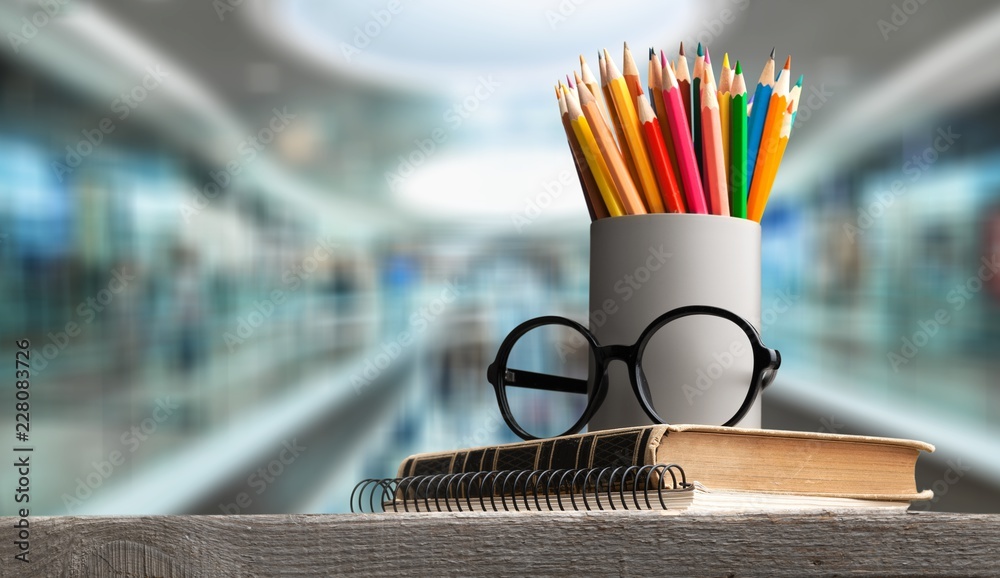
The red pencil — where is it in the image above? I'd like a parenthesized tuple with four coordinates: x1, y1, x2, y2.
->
(637, 94, 686, 213)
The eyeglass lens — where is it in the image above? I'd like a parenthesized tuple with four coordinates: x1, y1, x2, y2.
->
(502, 322, 593, 439)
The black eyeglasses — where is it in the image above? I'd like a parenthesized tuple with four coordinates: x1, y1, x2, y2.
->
(487, 305, 780, 441)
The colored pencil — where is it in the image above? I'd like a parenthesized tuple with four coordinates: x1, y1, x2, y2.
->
(692, 43, 705, 191)
(718, 52, 733, 93)
(675, 42, 692, 127)
(564, 85, 626, 217)
(622, 43, 644, 102)
(717, 52, 733, 175)
(637, 93, 685, 213)
(558, 84, 608, 220)
(651, 50, 681, 186)
(661, 52, 707, 214)
(746, 48, 775, 192)
(729, 62, 748, 219)
(559, 83, 597, 221)
(747, 55, 790, 221)
(751, 100, 794, 222)
(789, 74, 804, 131)
(564, 74, 577, 101)
(599, 50, 641, 194)
(700, 55, 729, 217)
(555, 43, 801, 223)
(576, 81, 646, 214)
(605, 46, 664, 213)
(647, 47, 657, 111)
(580, 55, 608, 124)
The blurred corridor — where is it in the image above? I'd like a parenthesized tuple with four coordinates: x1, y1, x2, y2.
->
(0, 0, 999, 514)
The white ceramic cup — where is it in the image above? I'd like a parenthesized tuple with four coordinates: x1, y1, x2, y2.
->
(587, 213, 762, 430)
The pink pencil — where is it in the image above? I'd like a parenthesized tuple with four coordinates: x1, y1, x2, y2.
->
(701, 53, 729, 216)
(660, 51, 707, 214)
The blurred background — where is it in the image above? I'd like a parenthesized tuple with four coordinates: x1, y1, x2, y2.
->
(1, 0, 998, 515)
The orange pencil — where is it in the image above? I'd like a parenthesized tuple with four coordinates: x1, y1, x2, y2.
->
(751, 101, 793, 222)
(747, 56, 791, 221)
(637, 94, 685, 213)
(579, 55, 607, 123)
(576, 81, 646, 214)
(622, 43, 644, 101)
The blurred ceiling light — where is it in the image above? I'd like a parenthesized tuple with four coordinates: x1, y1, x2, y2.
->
(394, 148, 590, 222)
(277, 117, 323, 165)
(250, 0, 706, 94)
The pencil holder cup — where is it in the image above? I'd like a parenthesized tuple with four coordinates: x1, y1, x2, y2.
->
(587, 213, 762, 430)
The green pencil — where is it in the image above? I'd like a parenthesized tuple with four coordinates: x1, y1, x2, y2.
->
(692, 42, 704, 190)
(729, 61, 748, 219)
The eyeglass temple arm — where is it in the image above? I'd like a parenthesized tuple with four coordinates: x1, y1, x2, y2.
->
(503, 368, 588, 395)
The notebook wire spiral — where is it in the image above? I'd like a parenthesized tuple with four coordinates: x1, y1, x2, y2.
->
(351, 463, 690, 513)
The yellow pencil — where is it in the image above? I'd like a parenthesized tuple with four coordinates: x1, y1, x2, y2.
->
(605, 46, 664, 213)
(558, 83, 608, 220)
(563, 85, 625, 217)
(717, 53, 733, 177)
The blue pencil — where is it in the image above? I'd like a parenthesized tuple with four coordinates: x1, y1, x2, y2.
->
(746, 48, 776, 194)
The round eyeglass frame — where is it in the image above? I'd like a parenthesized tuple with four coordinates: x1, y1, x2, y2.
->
(487, 304, 781, 441)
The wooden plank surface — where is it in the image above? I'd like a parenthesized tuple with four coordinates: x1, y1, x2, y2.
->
(2, 511, 999, 577)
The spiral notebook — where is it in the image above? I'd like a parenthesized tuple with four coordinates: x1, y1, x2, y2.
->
(395, 424, 935, 502)
(351, 462, 918, 514)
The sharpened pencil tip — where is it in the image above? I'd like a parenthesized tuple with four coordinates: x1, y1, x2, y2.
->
(796, 74, 804, 87)
(660, 49, 667, 68)
(769, 47, 775, 59)
(783, 55, 791, 69)
(697, 42, 703, 57)
(679, 41, 685, 56)
(735, 61, 742, 74)
(722, 52, 730, 69)
(704, 49, 711, 65)
(597, 50, 603, 61)
(566, 74, 574, 88)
